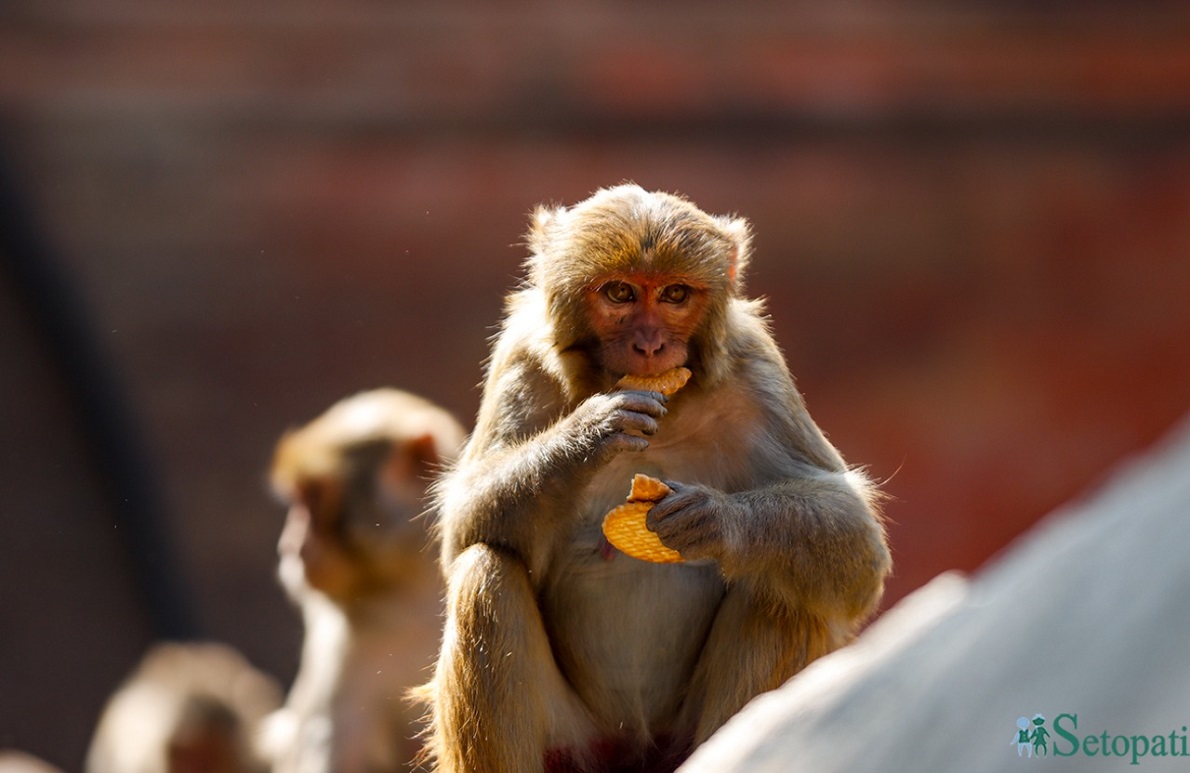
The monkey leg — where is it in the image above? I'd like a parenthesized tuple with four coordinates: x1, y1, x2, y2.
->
(679, 587, 843, 744)
(429, 543, 595, 773)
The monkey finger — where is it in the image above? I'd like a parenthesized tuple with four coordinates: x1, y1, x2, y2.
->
(648, 504, 721, 556)
(656, 485, 714, 522)
(647, 491, 702, 523)
(603, 433, 650, 456)
(613, 410, 661, 437)
(612, 390, 669, 417)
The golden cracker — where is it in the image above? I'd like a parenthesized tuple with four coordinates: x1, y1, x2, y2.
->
(614, 367, 692, 397)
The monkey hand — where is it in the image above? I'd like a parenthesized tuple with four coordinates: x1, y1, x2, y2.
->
(568, 390, 669, 462)
(645, 481, 738, 562)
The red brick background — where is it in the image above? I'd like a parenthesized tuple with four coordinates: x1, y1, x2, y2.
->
(3, 2, 1190, 768)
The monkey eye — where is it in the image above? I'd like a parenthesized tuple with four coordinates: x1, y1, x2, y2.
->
(660, 284, 691, 304)
(603, 281, 636, 304)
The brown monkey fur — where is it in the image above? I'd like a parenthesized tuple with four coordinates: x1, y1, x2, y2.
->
(421, 185, 891, 772)
(85, 642, 282, 773)
(263, 389, 466, 773)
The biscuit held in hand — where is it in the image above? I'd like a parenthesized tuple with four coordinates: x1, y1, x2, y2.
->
(614, 367, 691, 397)
(601, 474, 683, 563)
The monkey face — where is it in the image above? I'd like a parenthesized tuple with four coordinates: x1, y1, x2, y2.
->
(276, 480, 362, 601)
(584, 272, 708, 377)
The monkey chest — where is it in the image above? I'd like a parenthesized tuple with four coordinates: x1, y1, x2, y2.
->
(544, 552, 724, 733)
(542, 454, 729, 732)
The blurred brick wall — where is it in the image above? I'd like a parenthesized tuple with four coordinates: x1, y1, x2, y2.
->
(3, 2, 1190, 768)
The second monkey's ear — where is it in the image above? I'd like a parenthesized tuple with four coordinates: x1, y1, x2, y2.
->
(717, 216, 752, 291)
(384, 432, 443, 488)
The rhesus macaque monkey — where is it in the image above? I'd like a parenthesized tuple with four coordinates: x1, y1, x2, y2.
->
(261, 389, 466, 773)
(85, 641, 282, 773)
(422, 185, 891, 772)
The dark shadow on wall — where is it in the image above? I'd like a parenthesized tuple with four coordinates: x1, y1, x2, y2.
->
(0, 147, 197, 640)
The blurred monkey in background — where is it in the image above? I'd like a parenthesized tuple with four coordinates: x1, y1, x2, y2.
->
(85, 641, 282, 773)
(262, 388, 466, 772)
(0, 751, 65, 773)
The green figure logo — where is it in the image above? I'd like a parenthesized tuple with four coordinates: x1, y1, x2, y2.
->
(1016, 712, 1190, 764)
(1013, 714, 1049, 758)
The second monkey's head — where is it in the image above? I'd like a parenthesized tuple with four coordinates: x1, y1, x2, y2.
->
(525, 184, 753, 386)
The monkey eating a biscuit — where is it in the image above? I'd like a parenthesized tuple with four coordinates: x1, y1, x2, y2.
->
(422, 185, 890, 773)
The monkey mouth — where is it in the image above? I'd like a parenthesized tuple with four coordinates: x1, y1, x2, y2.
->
(626, 368, 673, 379)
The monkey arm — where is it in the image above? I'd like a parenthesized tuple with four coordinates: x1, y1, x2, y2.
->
(648, 470, 888, 623)
(716, 337, 889, 621)
(437, 358, 668, 573)
(732, 470, 888, 622)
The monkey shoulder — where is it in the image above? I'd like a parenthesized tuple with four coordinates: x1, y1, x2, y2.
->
(470, 351, 570, 450)
(681, 357, 797, 443)
(682, 311, 847, 475)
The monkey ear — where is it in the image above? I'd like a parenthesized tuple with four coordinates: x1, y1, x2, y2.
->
(527, 204, 564, 258)
(383, 433, 442, 488)
(718, 216, 752, 289)
(406, 432, 443, 478)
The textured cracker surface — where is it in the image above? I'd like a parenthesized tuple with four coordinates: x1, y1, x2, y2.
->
(602, 474, 682, 563)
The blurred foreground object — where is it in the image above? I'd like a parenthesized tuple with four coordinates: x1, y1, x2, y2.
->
(0, 751, 63, 773)
(85, 642, 281, 773)
(682, 412, 1190, 773)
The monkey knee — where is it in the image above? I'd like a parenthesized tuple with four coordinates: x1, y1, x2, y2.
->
(434, 543, 571, 768)
(444, 543, 542, 656)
